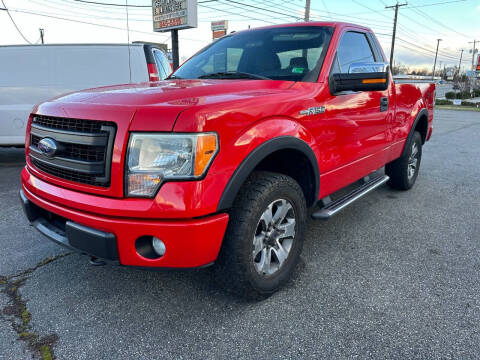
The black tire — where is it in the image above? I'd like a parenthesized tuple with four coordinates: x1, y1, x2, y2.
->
(214, 171, 307, 300)
(386, 131, 422, 190)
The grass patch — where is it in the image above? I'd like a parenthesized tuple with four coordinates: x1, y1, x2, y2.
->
(435, 105, 480, 112)
(0, 255, 70, 359)
(39, 345, 53, 360)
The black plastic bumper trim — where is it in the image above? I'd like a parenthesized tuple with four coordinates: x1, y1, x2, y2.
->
(20, 190, 119, 261)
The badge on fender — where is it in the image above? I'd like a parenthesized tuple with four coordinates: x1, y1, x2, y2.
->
(300, 106, 325, 116)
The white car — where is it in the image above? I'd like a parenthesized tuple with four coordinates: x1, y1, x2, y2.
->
(0, 43, 171, 146)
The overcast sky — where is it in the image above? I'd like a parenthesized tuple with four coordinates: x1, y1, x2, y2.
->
(1, 0, 479, 71)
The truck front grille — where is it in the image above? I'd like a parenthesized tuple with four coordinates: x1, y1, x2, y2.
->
(29, 115, 116, 187)
(32, 115, 110, 133)
(31, 159, 101, 186)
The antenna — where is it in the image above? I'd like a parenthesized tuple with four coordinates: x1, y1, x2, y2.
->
(125, 0, 132, 83)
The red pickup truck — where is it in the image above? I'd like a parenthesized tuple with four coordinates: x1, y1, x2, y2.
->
(20, 22, 434, 298)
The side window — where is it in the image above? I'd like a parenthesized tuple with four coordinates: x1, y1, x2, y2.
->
(161, 55, 172, 75)
(334, 32, 375, 73)
(153, 50, 168, 79)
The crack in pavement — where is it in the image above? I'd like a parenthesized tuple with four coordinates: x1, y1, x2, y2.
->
(0, 253, 72, 360)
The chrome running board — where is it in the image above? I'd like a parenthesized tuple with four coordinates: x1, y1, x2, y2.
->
(311, 175, 389, 220)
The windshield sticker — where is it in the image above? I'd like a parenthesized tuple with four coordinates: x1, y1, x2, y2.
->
(292, 67, 304, 74)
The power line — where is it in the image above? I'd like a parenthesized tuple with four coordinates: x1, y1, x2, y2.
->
(33, 0, 275, 23)
(219, 0, 301, 20)
(352, 0, 470, 63)
(198, 3, 278, 24)
(6, 7, 178, 41)
(394, 42, 462, 64)
(351, 0, 391, 20)
(407, 0, 469, 39)
(21, 0, 294, 26)
(396, 37, 462, 61)
(71, 0, 149, 7)
(354, 0, 470, 46)
(320, 0, 332, 20)
(1, 0, 33, 44)
(377, 34, 467, 64)
(23, 0, 151, 21)
(406, 0, 467, 8)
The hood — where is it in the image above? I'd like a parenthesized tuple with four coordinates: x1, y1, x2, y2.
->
(52, 79, 295, 107)
(38, 79, 294, 132)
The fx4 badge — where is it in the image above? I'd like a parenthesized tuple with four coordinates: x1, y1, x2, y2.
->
(300, 106, 325, 116)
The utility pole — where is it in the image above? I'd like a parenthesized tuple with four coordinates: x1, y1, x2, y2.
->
(172, 29, 179, 70)
(468, 40, 478, 93)
(457, 49, 464, 77)
(39, 28, 44, 44)
(468, 40, 478, 71)
(304, 0, 310, 21)
(386, 2, 408, 69)
(432, 38, 442, 80)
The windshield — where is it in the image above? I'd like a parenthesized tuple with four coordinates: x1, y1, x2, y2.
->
(171, 26, 333, 82)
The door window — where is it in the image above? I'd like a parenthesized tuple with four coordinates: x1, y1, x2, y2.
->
(153, 49, 168, 79)
(333, 32, 375, 74)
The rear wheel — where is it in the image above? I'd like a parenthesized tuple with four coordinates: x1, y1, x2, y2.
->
(215, 171, 307, 299)
(386, 131, 422, 190)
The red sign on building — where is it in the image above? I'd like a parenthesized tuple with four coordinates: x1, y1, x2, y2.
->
(211, 20, 228, 40)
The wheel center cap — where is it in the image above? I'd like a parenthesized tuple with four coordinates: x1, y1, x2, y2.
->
(265, 230, 278, 246)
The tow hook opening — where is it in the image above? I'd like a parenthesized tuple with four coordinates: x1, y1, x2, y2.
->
(89, 257, 106, 266)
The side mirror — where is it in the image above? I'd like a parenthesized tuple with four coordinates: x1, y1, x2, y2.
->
(330, 62, 389, 93)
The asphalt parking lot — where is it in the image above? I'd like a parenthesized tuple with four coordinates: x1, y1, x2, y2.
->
(1, 109, 479, 359)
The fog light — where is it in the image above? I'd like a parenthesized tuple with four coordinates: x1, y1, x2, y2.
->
(152, 237, 166, 256)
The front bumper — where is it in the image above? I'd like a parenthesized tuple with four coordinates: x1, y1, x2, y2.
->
(20, 185, 229, 269)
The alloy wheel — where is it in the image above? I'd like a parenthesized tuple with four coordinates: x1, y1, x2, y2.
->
(252, 199, 296, 276)
(408, 142, 419, 180)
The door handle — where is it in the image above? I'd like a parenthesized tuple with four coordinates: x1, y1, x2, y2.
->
(380, 97, 389, 112)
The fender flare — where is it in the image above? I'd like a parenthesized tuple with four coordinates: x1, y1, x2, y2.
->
(401, 108, 429, 158)
(217, 136, 320, 211)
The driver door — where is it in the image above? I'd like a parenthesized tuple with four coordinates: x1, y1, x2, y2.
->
(318, 31, 391, 190)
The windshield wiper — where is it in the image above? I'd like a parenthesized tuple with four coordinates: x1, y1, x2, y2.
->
(198, 71, 271, 80)
(167, 75, 183, 79)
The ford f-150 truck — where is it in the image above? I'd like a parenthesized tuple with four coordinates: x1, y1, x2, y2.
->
(20, 22, 434, 298)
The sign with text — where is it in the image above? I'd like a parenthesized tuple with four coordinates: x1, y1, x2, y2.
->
(211, 20, 228, 40)
(153, 0, 197, 32)
(211, 20, 228, 31)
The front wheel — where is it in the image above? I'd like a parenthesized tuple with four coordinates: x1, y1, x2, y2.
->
(214, 171, 307, 299)
(386, 131, 422, 190)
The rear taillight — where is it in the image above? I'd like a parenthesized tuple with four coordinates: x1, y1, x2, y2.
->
(147, 63, 159, 81)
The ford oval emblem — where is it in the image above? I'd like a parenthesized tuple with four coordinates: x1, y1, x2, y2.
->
(37, 138, 58, 158)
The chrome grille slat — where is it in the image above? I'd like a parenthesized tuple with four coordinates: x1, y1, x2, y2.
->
(30, 124, 108, 146)
(29, 115, 116, 187)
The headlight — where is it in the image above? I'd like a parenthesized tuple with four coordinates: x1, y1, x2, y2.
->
(126, 133, 218, 197)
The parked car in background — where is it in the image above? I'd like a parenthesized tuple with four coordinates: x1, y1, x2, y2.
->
(0, 43, 170, 146)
